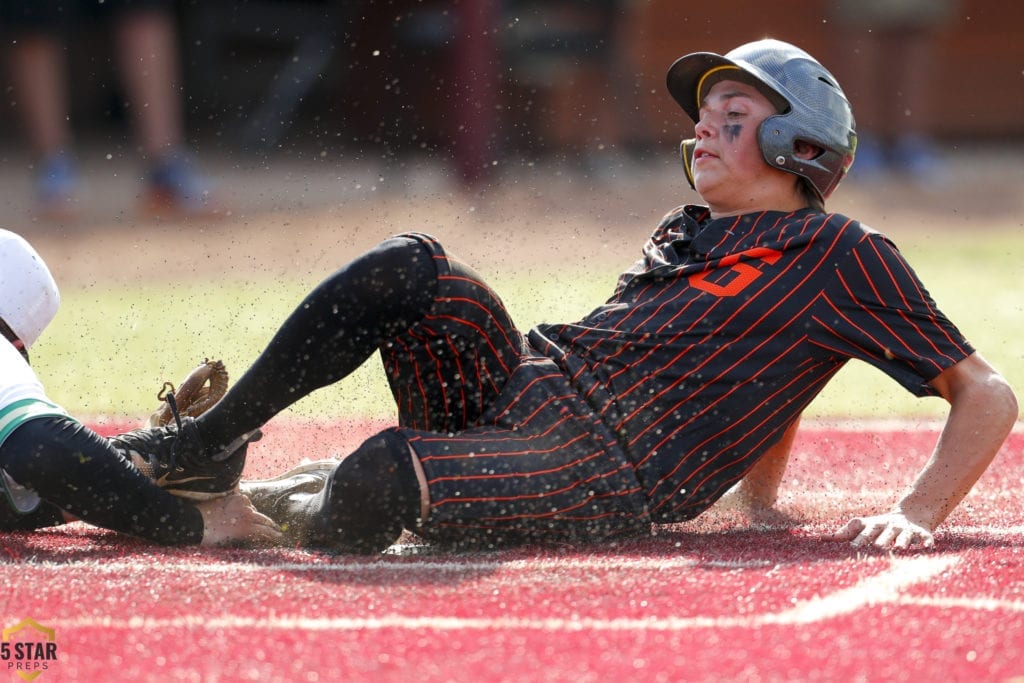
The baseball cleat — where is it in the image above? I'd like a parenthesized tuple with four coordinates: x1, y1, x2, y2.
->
(33, 151, 82, 222)
(140, 150, 226, 221)
(110, 395, 258, 500)
(239, 460, 337, 547)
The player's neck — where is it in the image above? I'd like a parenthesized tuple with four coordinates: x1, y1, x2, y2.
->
(707, 185, 808, 219)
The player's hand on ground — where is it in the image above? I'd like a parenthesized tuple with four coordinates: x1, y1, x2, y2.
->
(829, 512, 935, 550)
(196, 492, 282, 546)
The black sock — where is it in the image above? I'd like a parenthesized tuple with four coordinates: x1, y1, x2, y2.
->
(310, 430, 421, 553)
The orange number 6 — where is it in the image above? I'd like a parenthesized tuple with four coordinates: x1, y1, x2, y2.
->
(688, 247, 782, 297)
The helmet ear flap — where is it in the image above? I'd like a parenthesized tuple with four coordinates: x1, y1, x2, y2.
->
(758, 116, 857, 201)
(680, 138, 697, 190)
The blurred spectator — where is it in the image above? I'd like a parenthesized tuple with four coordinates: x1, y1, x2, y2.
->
(829, 0, 958, 183)
(0, 1, 219, 220)
(501, 0, 640, 179)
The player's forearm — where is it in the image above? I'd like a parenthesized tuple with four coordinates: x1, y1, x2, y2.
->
(3, 417, 205, 544)
(896, 375, 1017, 530)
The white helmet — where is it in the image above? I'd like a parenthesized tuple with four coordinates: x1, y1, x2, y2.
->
(0, 230, 60, 349)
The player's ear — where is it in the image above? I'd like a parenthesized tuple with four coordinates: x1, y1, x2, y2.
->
(793, 140, 824, 161)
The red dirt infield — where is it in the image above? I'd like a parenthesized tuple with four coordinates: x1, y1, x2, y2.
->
(1, 419, 1022, 682)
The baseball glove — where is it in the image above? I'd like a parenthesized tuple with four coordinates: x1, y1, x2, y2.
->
(147, 358, 230, 427)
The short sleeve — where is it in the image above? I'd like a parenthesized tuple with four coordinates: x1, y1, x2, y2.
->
(809, 232, 973, 396)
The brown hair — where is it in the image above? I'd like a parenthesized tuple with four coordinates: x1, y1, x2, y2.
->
(799, 179, 825, 213)
(0, 317, 28, 363)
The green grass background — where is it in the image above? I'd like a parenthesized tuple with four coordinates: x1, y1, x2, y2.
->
(35, 230, 1024, 422)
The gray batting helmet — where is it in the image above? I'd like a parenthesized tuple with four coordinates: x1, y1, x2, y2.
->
(666, 38, 857, 201)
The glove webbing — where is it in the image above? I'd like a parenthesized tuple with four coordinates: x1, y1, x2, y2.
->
(164, 390, 184, 472)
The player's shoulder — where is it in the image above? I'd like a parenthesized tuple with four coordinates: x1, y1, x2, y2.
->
(800, 212, 914, 274)
(804, 210, 891, 245)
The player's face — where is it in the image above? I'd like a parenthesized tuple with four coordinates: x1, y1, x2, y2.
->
(691, 79, 795, 216)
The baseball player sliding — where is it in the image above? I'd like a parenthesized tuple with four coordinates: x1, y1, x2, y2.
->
(4, 39, 1016, 553)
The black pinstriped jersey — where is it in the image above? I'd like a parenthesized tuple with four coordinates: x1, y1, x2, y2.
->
(530, 205, 973, 523)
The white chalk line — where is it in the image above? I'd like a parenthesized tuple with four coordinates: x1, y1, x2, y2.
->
(899, 595, 1024, 612)
(2, 555, 779, 574)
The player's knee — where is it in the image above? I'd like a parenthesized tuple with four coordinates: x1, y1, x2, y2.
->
(327, 235, 437, 336)
(365, 235, 438, 296)
(312, 430, 421, 553)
